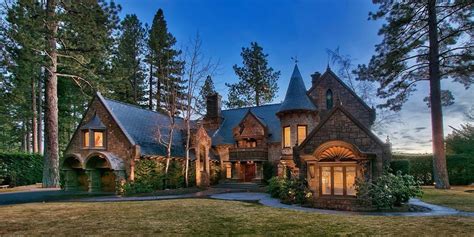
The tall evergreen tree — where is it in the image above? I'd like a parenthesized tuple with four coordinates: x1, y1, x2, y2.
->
(110, 14, 146, 105)
(2, 0, 45, 153)
(356, 0, 473, 189)
(147, 8, 184, 112)
(226, 42, 280, 108)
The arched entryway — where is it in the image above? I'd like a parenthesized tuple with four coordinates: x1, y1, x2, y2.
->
(306, 141, 371, 198)
(85, 152, 125, 193)
(62, 155, 87, 191)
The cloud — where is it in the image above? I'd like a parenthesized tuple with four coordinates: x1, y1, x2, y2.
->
(414, 127, 427, 133)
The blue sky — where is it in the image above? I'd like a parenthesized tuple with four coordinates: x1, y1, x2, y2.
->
(116, 0, 473, 153)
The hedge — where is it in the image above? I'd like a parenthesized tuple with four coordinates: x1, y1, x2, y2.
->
(392, 154, 474, 185)
(389, 160, 410, 175)
(0, 153, 43, 186)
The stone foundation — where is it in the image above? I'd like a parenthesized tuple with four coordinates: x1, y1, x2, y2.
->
(313, 197, 372, 211)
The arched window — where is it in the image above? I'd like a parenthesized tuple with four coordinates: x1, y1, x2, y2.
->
(326, 89, 333, 109)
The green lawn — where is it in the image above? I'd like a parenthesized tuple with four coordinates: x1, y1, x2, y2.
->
(1, 199, 473, 236)
(422, 186, 474, 212)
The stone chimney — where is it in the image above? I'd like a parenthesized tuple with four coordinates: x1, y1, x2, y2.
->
(311, 72, 321, 86)
(203, 93, 222, 130)
(206, 93, 222, 119)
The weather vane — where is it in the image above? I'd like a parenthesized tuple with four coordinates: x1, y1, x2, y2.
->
(291, 56, 299, 64)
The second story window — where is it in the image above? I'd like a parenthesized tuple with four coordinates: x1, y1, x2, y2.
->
(326, 89, 333, 110)
(283, 126, 291, 148)
(83, 131, 90, 147)
(93, 131, 104, 147)
(81, 113, 106, 149)
(297, 125, 307, 145)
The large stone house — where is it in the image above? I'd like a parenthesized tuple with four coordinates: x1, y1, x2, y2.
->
(63, 64, 391, 209)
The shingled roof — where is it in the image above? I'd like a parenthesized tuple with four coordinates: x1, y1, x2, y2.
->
(277, 64, 317, 114)
(211, 104, 282, 145)
(98, 93, 185, 157)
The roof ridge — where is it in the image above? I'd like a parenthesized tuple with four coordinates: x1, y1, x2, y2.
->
(222, 103, 282, 112)
(103, 96, 184, 120)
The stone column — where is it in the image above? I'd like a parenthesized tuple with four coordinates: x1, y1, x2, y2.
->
(114, 170, 126, 194)
(87, 169, 101, 192)
(63, 168, 78, 191)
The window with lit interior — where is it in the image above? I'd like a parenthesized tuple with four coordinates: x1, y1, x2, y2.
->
(297, 125, 307, 145)
(320, 165, 356, 196)
(283, 126, 291, 148)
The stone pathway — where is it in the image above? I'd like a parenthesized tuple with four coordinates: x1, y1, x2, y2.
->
(210, 192, 474, 217)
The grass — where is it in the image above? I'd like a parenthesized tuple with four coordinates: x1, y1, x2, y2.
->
(422, 186, 474, 212)
(126, 187, 203, 197)
(1, 199, 473, 236)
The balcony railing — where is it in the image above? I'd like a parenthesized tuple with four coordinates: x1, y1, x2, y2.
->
(229, 147, 268, 161)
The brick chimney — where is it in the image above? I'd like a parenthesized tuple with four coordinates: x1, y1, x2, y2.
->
(203, 93, 222, 130)
(311, 72, 321, 87)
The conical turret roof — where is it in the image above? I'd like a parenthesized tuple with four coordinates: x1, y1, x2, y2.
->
(277, 64, 317, 114)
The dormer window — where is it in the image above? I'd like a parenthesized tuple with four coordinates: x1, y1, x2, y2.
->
(81, 113, 106, 149)
(326, 89, 333, 109)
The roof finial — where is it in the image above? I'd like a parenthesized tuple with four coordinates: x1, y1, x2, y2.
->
(291, 56, 299, 64)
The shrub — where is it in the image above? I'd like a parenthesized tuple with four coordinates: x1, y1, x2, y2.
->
(263, 161, 275, 184)
(267, 176, 312, 205)
(394, 154, 433, 185)
(447, 154, 474, 185)
(356, 171, 422, 209)
(210, 162, 221, 185)
(0, 153, 43, 186)
(390, 160, 410, 174)
(267, 176, 285, 198)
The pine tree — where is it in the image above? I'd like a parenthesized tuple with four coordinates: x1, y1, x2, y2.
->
(2, 0, 45, 153)
(147, 8, 184, 112)
(356, 0, 473, 189)
(226, 42, 280, 108)
(110, 14, 146, 105)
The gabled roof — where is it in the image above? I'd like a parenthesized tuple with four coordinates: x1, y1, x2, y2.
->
(308, 67, 373, 112)
(277, 64, 317, 114)
(212, 104, 281, 145)
(97, 93, 186, 157)
(298, 105, 386, 151)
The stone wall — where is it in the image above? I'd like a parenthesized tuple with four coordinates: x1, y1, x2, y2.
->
(308, 71, 375, 128)
(267, 143, 281, 164)
(279, 111, 319, 155)
(299, 108, 391, 177)
(65, 97, 135, 178)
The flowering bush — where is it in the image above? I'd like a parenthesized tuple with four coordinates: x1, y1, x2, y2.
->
(267, 176, 312, 205)
(356, 170, 422, 209)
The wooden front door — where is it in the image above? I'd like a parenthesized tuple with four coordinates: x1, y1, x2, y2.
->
(244, 163, 256, 182)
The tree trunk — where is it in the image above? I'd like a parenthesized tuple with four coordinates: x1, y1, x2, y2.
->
(32, 76, 38, 153)
(148, 62, 153, 110)
(428, 0, 450, 189)
(38, 75, 43, 155)
(43, 0, 60, 188)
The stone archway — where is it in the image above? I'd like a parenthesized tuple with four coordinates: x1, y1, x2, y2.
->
(62, 154, 87, 191)
(85, 152, 125, 193)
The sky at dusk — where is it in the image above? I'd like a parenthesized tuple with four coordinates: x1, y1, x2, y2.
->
(116, 0, 473, 154)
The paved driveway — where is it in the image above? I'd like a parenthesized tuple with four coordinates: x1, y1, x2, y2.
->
(0, 189, 111, 205)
